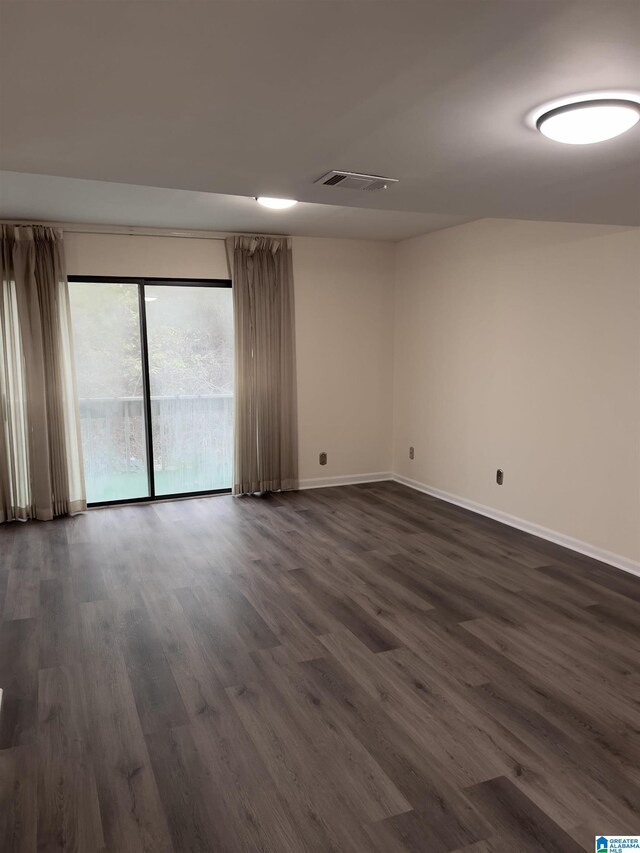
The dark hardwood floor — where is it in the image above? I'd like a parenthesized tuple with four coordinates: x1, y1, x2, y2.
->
(1, 481, 639, 852)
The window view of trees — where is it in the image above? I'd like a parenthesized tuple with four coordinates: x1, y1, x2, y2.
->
(69, 280, 233, 502)
(145, 284, 233, 496)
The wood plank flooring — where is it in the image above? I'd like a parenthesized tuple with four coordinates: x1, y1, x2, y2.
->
(1, 481, 639, 852)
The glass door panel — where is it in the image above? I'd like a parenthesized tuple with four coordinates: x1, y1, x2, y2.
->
(68, 281, 150, 503)
(144, 284, 233, 495)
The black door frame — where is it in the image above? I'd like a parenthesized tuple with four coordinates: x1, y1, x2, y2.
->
(69, 275, 232, 507)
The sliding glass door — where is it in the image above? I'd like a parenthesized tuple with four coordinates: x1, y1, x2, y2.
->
(68, 280, 148, 502)
(145, 283, 233, 496)
(68, 277, 233, 504)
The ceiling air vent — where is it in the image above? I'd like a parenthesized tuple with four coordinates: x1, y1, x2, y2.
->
(314, 170, 399, 192)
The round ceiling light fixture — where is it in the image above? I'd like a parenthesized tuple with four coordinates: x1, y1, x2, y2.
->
(256, 197, 298, 209)
(535, 97, 640, 144)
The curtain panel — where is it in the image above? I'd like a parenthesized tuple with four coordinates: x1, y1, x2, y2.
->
(226, 236, 298, 495)
(0, 225, 86, 521)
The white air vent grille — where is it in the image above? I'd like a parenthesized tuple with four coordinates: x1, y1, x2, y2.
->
(314, 171, 399, 191)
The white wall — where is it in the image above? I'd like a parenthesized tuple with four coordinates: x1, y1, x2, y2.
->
(64, 232, 230, 280)
(64, 231, 395, 484)
(393, 219, 640, 565)
(293, 237, 394, 482)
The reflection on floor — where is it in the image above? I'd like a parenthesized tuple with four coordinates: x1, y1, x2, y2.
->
(1, 482, 638, 852)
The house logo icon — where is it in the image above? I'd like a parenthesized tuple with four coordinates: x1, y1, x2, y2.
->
(596, 838, 608, 853)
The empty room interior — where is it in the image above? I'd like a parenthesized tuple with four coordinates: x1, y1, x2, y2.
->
(1, 2, 639, 852)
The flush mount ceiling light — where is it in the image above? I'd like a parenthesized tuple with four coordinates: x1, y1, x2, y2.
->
(256, 197, 298, 209)
(536, 97, 640, 144)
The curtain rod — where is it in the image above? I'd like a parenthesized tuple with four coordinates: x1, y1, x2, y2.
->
(0, 220, 291, 241)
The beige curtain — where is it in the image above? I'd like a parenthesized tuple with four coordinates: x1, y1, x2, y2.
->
(226, 236, 298, 495)
(0, 225, 86, 521)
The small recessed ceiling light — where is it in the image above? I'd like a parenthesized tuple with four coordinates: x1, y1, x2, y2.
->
(256, 197, 298, 209)
(536, 98, 640, 144)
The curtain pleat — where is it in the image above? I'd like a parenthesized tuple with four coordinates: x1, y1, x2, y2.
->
(0, 225, 86, 522)
(0, 275, 31, 519)
(227, 236, 298, 495)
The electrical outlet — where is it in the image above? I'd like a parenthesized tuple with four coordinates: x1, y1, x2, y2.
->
(496, 469, 504, 485)
(409, 446, 415, 460)
(319, 452, 327, 466)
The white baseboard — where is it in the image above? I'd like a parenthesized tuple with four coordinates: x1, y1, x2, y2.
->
(392, 474, 640, 579)
(299, 472, 392, 490)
